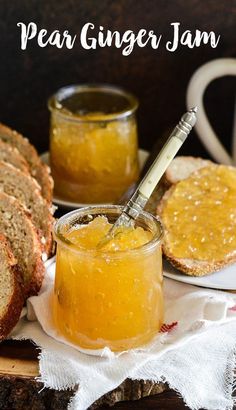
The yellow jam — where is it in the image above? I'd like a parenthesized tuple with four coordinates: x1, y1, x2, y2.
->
(162, 165, 236, 261)
(53, 216, 163, 351)
(50, 112, 139, 203)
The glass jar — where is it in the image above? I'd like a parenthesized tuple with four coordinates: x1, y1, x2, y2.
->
(53, 205, 163, 351)
(48, 84, 139, 204)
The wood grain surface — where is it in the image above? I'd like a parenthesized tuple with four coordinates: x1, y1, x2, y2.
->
(0, 340, 168, 410)
(1, 339, 235, 409)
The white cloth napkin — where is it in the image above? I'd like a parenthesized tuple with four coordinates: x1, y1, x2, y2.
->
(11, 258, 236, 410)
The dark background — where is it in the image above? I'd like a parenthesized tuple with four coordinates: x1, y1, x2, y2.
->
(0, 0, 235, 157)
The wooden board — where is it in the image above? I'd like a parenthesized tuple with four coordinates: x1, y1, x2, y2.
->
(0, 340, 170, 409)
(1, 330, 236, 409)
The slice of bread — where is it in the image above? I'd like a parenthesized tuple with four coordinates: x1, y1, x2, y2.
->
(0, 234, 24, 340)
(0, 123, 53, 203)
(0, 192, 45, 297)
(0, 140, 30, 174)
(146, 156, 214, 215)
(0, 161, 53, 255)
(164, 156, 214, 186)
(157, 164, 236, 276)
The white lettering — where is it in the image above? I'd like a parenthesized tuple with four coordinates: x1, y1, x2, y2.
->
(17, 22, 220, 53)
(80, 25, 162, 56)
(17, 22, 37, 50)
(98, 28, 121, 48)
(37, 29, 48, 47)
(17, 22, 76, 50)
(122, 31, 136, 56)
(166, 22, 180, 52)
(80, 23, 96, 49)
(181, 30, 194, 48)
(149, 30, 162, 49)
(194, 30, 220, 48)
(166, 22, 220, 51)
(63, 31, 77, 49)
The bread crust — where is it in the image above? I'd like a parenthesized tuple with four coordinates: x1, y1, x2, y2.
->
(164, 156, 214, 187)
(0, 193, 45, 298)
(0, 161, 54, 256)
(0, 140, 30, 174)
(0, 234, 24, 340)
(0, 123, 53, 203)
(164, 253, 236, 277)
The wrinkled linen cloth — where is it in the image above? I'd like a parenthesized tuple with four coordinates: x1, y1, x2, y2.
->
(11, 258, 236, 410)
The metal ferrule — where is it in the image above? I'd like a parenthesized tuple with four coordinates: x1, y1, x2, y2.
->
(123, 190, 148, 221)
(173, 108, 197, 142)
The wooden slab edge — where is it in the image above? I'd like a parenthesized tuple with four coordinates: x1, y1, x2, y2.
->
(0, 340, 167, 409)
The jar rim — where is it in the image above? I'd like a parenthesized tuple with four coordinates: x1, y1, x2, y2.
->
(48, 84, 139, 123)
(54, 205, 163, 257)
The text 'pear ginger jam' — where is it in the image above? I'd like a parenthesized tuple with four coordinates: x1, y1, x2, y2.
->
(53, 206, 163, 351)
(48, 84, 139, 204)
(162, 165, 236, 262)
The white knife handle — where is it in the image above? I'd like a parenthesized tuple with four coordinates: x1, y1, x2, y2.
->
(122, 108, 197, 222)
(139, 136, 183, 198)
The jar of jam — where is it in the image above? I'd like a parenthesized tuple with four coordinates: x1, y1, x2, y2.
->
(48, 85, 139, 204)
(53, 205, 163, 351)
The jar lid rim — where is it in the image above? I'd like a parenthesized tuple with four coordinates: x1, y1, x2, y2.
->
(48, 84, 139, 123)
(54, 205, 163, 257)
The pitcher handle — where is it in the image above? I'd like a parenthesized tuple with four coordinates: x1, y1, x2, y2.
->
(186, 58, 236, 165)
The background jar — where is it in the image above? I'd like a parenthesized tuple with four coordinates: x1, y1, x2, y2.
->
(48, 84, 139, 204)
(53, 205, 163, 352)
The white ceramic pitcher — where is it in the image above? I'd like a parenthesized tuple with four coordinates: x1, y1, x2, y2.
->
(186, 58, 236, 165)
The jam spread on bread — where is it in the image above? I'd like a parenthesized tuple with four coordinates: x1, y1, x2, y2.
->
(162, 165, 236, 261)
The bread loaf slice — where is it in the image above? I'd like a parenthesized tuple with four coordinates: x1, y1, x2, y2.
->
(0, 161, 53, 256)
(164, 156, 214, 187)
(0, 192, 45, 297)
(0, 140, 30, 174)
(0, 123, 53, 202)
(146, 157, 214, 215)
(157, 164, 236, 276)
(0, 234, 24, 340)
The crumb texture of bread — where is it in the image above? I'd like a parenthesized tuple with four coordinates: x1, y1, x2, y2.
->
(164, 156, 214, 186)
(0, 192, 45, 297)
(0, 234, 24, 340)
(0, 123, 53, 202)
(0, 140, 30, 174)
(0, 124, 54, 339)
(158, 164, 236, 276)
(0, 161, 53, 255)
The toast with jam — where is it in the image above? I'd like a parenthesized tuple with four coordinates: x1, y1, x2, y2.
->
(157, 157, 236, 276)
